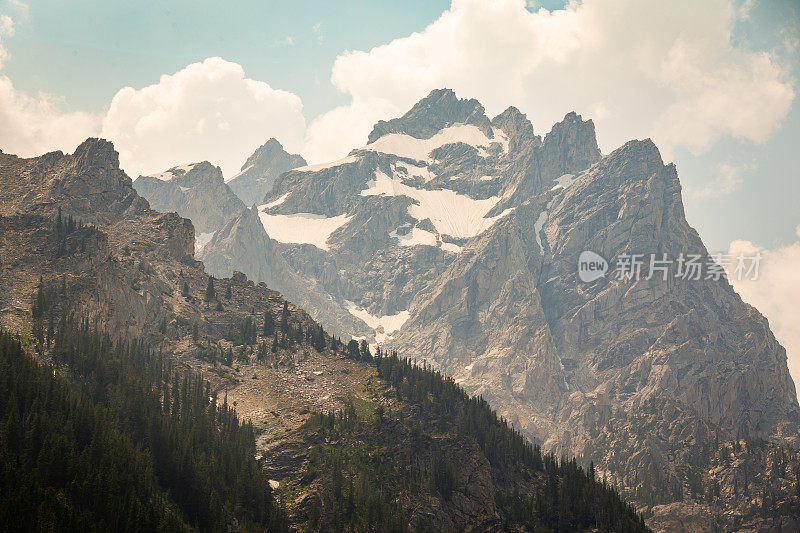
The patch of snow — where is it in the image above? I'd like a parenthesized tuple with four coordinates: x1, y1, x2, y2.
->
(257, 209, 353, 251)
(491, 127, 510, 152)
(364, 124, 496, 161)
(195, 231, 215, 253)
(178, 186, 190, 192)
(389, 226, 438, 248)
(147, 162, 198, 181)
(362, 171, 513, 239)
(295, 154, 360, 172)
(226, 164, 253, 182)
(344, 301, 410, 343)
(268, 480, 280, 490)
(440, 241, 463, 254)
(550, 173, 576, 191)
(534, 211, 548, 254)
(263, 192, 290, 209)
(147, 171, 174, 181)
(480, 175, 497, 182)
(465, 363, 474, 372)
(175, 163, 198, 173)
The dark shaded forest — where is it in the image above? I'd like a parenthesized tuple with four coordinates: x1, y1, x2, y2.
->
(0, 319, 287, 532)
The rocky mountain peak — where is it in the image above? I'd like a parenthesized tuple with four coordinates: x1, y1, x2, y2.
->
(243, 138, 290, 167)
(176, 161, 222, 183)
(491, 106, 540, 152)
(367, 88, 494, 142)
(598, 138, 664, 180)
(539, 111, 601, 178)
(73, 137, 120, 171)
(133, 160, 244, 236)
(227, 138, 307, 206)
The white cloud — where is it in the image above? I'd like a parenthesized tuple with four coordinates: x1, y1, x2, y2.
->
(727, 227, 800, 401)
(275, 36, 294, 48)
(0, 76, 100, 157)
(0, 13, 14, 68)
(689, 161, 748, 198)
(0, 12, 99, 157)
(304, 97, 397, 164)
(101, 57, 306, 178)
(312, 22, 324, 44)
(303, 0, 794, 163)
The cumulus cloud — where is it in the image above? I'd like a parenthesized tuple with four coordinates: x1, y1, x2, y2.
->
(0, 76, 99, 156)
(689, 161, 749, 198)
(727, 227, 800, 400)
(0, 11, 99, 157)
(303, 0, 794, 163)
(101, 57, 306, 178)
(0, 13, 14, 68)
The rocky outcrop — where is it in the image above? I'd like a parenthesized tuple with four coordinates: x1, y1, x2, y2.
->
(227, 138, 306, 206)
(538, 111, 601, 179)
(198, 206, 368, 338)
(133, 161, 244, 238)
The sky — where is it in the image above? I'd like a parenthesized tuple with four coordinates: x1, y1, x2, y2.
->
(1, 0, 800, 393)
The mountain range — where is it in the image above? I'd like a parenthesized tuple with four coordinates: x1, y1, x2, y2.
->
(132, 88, 800, 530)
(0, 137, 652, 530)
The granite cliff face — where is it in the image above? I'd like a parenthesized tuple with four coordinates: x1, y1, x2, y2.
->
(227, 138, 307, 207)
(196, 89, 800, 529)
(133, 160, 244, 251)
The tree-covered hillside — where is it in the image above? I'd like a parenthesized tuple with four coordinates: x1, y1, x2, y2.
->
(0, 321, 286, 532)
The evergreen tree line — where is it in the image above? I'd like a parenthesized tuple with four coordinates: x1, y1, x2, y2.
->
(0, 330, 188, 531)
(215, 301, 329, 361)
(53, 207, 96, 258)
(300, 407, 444, 532)
(0, 317, 288, 532)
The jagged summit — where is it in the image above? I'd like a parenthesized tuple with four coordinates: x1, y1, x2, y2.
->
(227, 137, 306, 206)
(0, 137, 147, 226)
(491, 105, 539, 152)
(73, 137, 120, 170)
(139, 160, 219, 183)
(134, 160, 244, 238)
(539, 111, 601, 177)
(367, 88, 494, 142)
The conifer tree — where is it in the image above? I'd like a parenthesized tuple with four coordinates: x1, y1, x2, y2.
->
(263, 310, 275, 336)
(205, 276, 215, 301)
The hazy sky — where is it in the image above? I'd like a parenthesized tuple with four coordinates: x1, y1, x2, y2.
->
(0, 0, 797, 253)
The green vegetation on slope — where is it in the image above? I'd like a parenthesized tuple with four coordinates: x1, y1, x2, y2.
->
(294, 347, 649, 532)
(0, 319, 287, 532)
